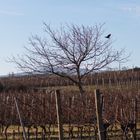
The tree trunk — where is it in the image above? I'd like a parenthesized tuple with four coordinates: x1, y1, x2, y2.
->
(77, 83, 86, 106)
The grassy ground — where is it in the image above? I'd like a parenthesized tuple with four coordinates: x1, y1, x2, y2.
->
(0, 123, 140, 140)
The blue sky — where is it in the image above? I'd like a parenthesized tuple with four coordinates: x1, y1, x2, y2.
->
(0, 0, 140, 75)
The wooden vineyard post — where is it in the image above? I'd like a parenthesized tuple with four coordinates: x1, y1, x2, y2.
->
(94, 89, 105, 140)
(55, 90, 64, 140)
(133, 98, 137, 140)
(14, 97, 27, 140)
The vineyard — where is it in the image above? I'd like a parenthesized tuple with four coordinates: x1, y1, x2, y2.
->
(0, 68, 140, 139)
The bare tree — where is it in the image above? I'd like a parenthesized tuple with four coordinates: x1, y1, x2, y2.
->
(11, 23, 126, 100)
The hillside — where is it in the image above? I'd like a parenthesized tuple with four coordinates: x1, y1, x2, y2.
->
(0, 67, 140, 92)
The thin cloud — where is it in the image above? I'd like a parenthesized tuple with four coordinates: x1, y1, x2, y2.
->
(0, 10, 24, 16)
(121, 4, 140, 16)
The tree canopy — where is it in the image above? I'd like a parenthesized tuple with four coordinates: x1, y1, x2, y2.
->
(11, 23, 127, 99)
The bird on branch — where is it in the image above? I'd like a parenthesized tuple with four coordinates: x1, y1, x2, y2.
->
(105, 34, 111, 39)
